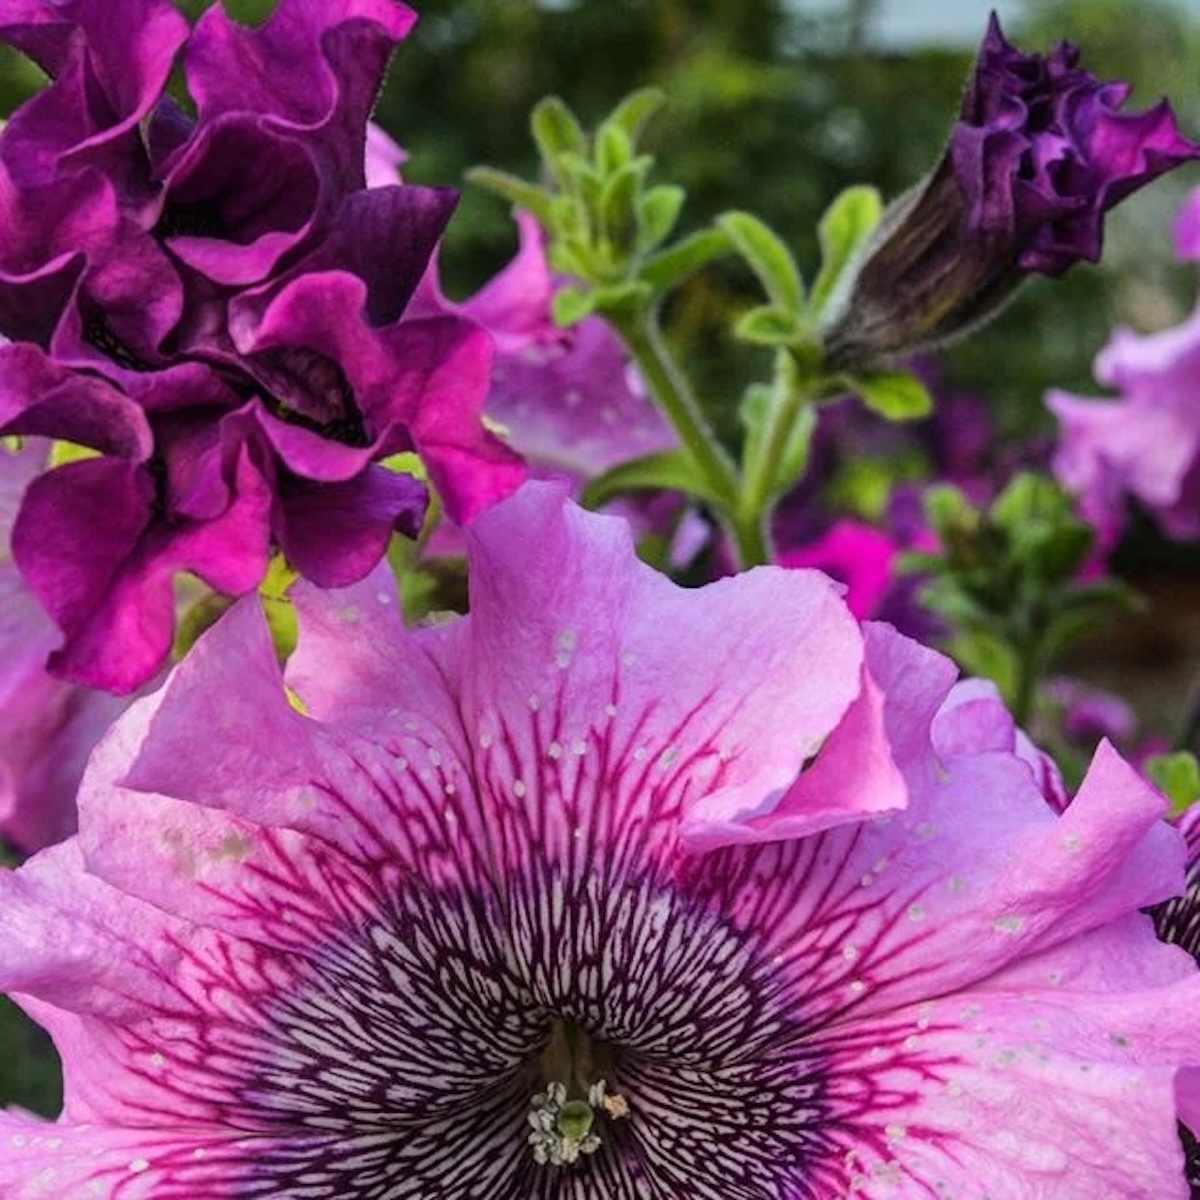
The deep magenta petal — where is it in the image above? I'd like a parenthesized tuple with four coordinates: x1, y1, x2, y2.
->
(185, 0, 416, 192)
(276, 466, 427, 587)
(12, 444, 272, 692)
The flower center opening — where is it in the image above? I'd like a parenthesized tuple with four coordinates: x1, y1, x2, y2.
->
(252, 346, 371, 447)
(527, 1018, 630, 1168)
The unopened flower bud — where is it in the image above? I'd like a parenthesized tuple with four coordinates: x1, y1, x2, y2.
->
(822, 14, 1200, 372)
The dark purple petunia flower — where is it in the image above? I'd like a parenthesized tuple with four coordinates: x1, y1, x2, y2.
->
(0, 0, 524, 693)
(822, 13, 1200, 371)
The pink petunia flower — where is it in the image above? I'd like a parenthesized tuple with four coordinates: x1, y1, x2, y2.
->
(0, 442, 132, 852)
(0, 484, 1197, 1196)
(1048, 308, 1200, 545)
(411, 211, 677, 483)
(776, 519, 898, 620)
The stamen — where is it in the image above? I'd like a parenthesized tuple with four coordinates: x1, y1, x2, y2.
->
(527, 1077, 628, 1167)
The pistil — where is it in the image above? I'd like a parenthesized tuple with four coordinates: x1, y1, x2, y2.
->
(527, 1020, 630, 1167)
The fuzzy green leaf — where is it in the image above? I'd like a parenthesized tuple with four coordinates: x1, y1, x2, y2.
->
(734, 305, 801, 346)
(606, 87, 667, 144)
(465, 166, 554, 224)
(717, 210, 804, 312)
(596, 122, 634, 176)
(551, 287, 596, 327)
(1146, 752, 1200, 815)
(531, 96, 587, 178)
(636, 185, 686, 252)
(810, 185, 882, 317)
(854, 369, 933, 421)
(640, 227, 734, 292)
(581, 448, 726, 509)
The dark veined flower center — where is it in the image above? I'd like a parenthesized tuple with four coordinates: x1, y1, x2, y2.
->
(211, 864, 837, 1199)
(252, 345, 371, 448)
(83, 309, 155, 373)
(155, 199, 229, 241)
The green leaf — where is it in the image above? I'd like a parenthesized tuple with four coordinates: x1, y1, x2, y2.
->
(717, 210, 804, 312)
(589, 280, 653, 321)
(854, 369, 933, 421)
(733, 305, 801, 346)
(546, 240, 590, 278)
(606, 87, 666, 144)
(596, 122, 634, 177)
(640, 227, 734, 292)
(739, 379, 817, 497)
(991, 473, 1094, 584)
(1146, 752, 1200, 815)
(558, 153, 604, 213)
(945, 628, 1018, 703)
(809, 185, 883, 317)
(599, 160, 652, 251)
(173, 589, 235, 661)
(548, 193, 588, 240)
(581, 448, 727, 509)
(991, 473, 1073, 532)
(551, 286, 596, 327)
(531, 96, 586, 180)
(635, 184, 685, 252)
(922, 482, 973, 536)
(465, 166, 553, 225)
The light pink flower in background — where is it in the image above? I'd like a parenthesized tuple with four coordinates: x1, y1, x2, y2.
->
(412, 212, 677, 483)
(1174, 186, 1200, 261)
(0, 484, 1196, 1197)
(0, 442, 130, 852)
(1048, 308, 1200, 545)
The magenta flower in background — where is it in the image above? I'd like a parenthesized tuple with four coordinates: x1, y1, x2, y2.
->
(0, 442, 130, 853)
(1048, 308, 1200, 546)
(0, 484, 1197, 1196)
(0, 0, 523, 693)
(823, 14, 1200, 370)
(776, 519, 897, 619)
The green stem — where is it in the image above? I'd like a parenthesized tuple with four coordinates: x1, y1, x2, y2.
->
(615, 317, 737, 501)
(613, 314, 765, 568)
(736, 355, 813, 566)
(1011, 622, 1042, 729)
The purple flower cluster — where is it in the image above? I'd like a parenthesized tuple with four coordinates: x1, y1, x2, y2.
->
(823, 14, 1200, 370)
(0, 0, 523, 693)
